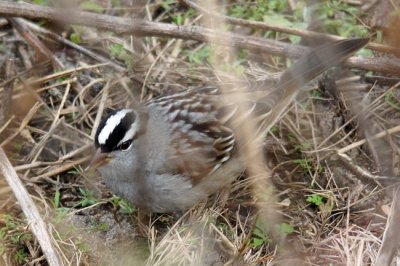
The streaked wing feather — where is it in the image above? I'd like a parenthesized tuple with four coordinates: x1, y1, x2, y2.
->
(147, 87, 236, 183)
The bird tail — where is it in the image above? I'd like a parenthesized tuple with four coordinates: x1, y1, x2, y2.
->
(253, 37, 369, 140)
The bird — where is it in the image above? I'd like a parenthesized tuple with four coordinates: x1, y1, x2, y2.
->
(90, 38, 368, 213)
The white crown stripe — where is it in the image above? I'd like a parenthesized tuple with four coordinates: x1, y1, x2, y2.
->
(118, 121, 138, 146)
(98, 109, 131, 145)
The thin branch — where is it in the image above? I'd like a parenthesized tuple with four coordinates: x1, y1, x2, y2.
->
(0, 1, 399, 74)
(0, 148, 62, 266)
(180, 0, 399, 55)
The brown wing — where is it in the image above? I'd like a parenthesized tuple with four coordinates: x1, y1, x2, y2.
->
(147, 87, 235, 184)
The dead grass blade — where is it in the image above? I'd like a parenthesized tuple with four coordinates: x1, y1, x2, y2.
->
(1, 101, 42, 147)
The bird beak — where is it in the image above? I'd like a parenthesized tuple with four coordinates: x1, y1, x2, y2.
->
(87, 148, 111, 170)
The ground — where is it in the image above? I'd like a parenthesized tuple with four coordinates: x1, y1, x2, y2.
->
(0, 0, 399, 265)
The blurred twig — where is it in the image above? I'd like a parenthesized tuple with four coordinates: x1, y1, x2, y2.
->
(7, 17, 63, 69)
(0, 59, 16, 124)
(0, 1, 399, 74)
(17, 44, 33, 69)
(90, 81, 110, 139)
(1, 102, 42, 147)
(0, 18, 7, 27)
(0, 148, 62, 266)
(0, 115, 14, 135)
(20, 18, 125, 72)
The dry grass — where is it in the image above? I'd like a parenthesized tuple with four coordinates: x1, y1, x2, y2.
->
(0, 0, 398, 265)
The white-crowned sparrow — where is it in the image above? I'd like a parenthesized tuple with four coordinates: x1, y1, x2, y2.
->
(91, 38, 368, 213)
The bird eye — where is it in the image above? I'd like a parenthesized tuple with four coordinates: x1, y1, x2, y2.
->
(118, 140, 132, 151)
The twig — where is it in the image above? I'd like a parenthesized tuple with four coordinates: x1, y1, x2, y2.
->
(66, 200, 107, 216)
(59, 143, 92, 161)
(20, 18, 125, 72)
(27, 118, 64, 162)
(0, 148, 62, 266)
(376, 187, 400, 266)
(140, 39, 175, 101)
(337, 125, 400, 154)
(31, 156, 90, 181)
(180, 0, 398, 55)
(28, 79, 70, 161)
(0, 59, 16, 124)
(337, 152, 397, 181)
(0, 18, 7, 27)
(210, 223, 236, 252)
(364, 75, 400, 87)
(1, 102, 42, 147)
(90, 81, 110, 139)
(0, 1, 399, 74)
(0, 115, 14, 135)
(26, 63, 109, 87)
(14, 161, 58, 172)
(7, 17, 63, 69)
(26, 125, 76, 145)
(0, 60, 50, 88)
(17, 44, 33, 69)
(316, 81, 400, 150)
